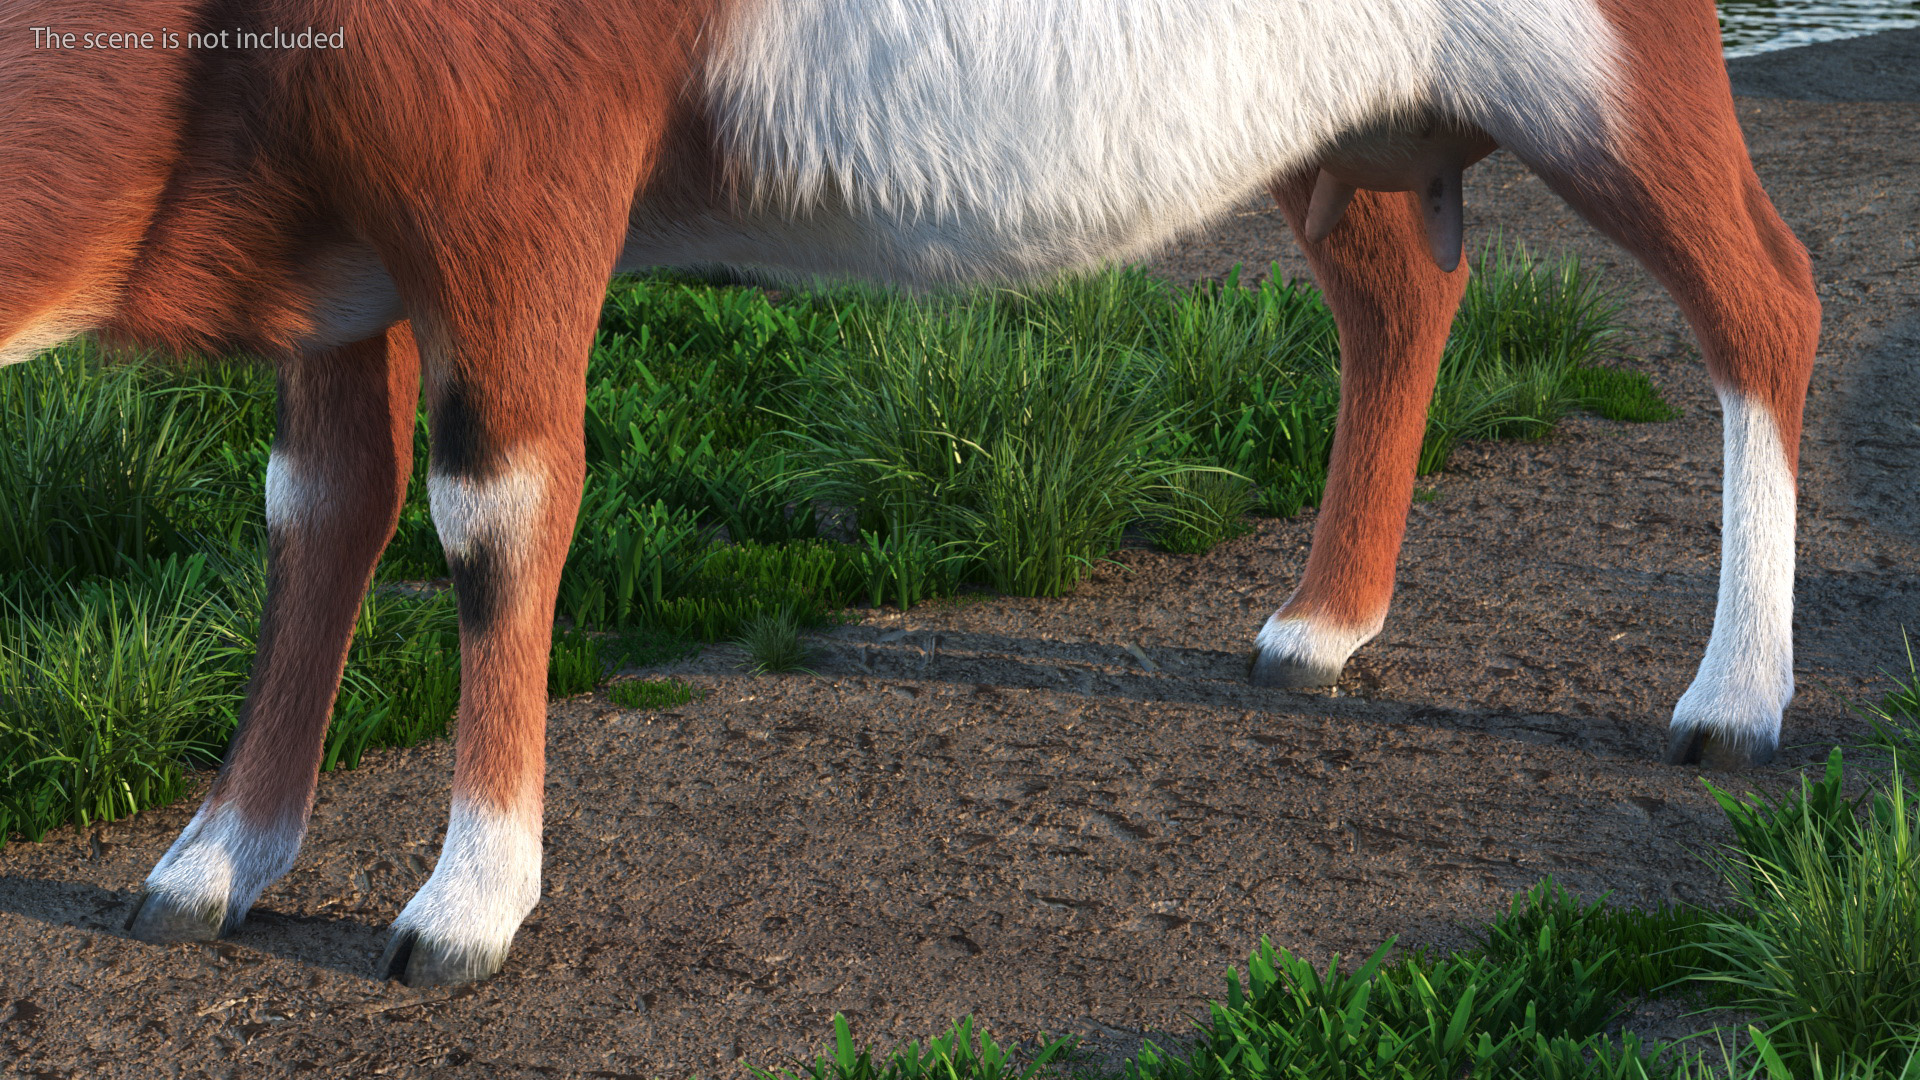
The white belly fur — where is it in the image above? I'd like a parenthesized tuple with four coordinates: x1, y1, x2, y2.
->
(622, 0, 1621, 287)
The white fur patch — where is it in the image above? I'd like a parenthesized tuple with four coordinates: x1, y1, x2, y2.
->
(1671, 390, 1797, 752)
(262, 450, 313, 530)
(428, 463, 546, 561)
(296, 244, 404, 351)
(1425, 0, 1623, 164)
(0, 311, 91, 367)
(1255, 613, 1381, 675)
(629, 0, 1620, 285)
(142, 800, 303, 929)
(388, 798, 542, 971)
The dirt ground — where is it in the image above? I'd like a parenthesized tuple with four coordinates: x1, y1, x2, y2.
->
(3, 34, 1918, 1080)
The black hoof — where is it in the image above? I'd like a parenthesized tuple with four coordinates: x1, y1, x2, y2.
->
(1664, 727, 1775, 770)
(1248, 649, 1342, 689)
(125, 891, 229, 942)
(380, 929, 507, 986)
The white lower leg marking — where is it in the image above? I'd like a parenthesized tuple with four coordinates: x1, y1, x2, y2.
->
(390, 798, 541, 969)
(1671, 389, 1796, 750)
(143, 801, 303, 927)
(427, 463, 545, 560)
(1255, 612, 1381, 674)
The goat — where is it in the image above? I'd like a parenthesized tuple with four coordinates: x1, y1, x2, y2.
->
(0, 0, 1818, 985)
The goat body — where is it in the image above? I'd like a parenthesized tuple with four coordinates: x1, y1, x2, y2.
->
(0, 0, 1817, 985)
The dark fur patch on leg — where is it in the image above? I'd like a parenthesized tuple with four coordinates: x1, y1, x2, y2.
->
(430, 374, 493, 479)
(447, 541, 505, 637)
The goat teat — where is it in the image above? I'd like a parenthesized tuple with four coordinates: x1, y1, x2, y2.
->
(1306, 118, 1497, 271)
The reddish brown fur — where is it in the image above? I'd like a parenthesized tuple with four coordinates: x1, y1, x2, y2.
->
(215, 324, 418, 826)
(1558, 0, 1818, 466)
(1, 1, 372, 359)
(1265, 178, 1469, 632)
(0, 2, 199, 355)
(99, 4, 313, 356)
(270, 0, 715, 814)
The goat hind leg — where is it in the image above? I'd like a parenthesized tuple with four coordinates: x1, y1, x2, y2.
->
(1546, 190, 1813, 770)
(1519, 4, 1818, 768)
(1250, 175, 1468, 687)
(130, 326, 418, 940)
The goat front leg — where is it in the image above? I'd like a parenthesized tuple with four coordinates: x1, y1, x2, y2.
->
(1249, 174, 1469, 688)
(377, 267, 596, 986)
(129, 326, 418, 940)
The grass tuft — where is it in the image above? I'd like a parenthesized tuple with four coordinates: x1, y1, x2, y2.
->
(855, 528, 963, 612)
(607, 678, 704, 710)
(324, 587, 462, 773)
(1473, 878, 1737, 1003)
(548, 628, 608, 697)
(1862, 631, 1920, 759)
(749, 1013, 1074, 1080)
(0, 346, 273, 581)
(1129, 932, 1630, 1079)
(0, 556, 246, 841)
(1567, 364, 1680, 423)
(1419, 243, 1626, 473)
(1694, 747, 1920, 1072)
(1150, 469, 1258, 554)
(735, 609, 814, 674)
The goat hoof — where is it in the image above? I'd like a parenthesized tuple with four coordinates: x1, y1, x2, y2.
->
(381, 928, 507, 986)
(1248, 649, 1342, 689)
(1663, 727, 1775, 770)
(125, 891, 227, 943)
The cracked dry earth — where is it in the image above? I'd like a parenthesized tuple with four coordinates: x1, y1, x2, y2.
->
(3, 34, 1918, 1080)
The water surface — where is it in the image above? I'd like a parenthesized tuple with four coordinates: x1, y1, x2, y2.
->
(1720, 0, 1920, 56)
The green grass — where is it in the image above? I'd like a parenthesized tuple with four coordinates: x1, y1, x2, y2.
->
(548, 628, 608, 698)
(751, 1014, 1074, 1080)
(1420, 243, 1627, 472)
(324, 587, 463, 773)
(0, 348, 272, 580)
(647, 540, 867, 640)
(1694, 749, 1920, 1072)
(1150, 469, 1259, 554)
(603, 625, 703, 671)
(606, 678, 704, 710)
(0, 246, 1670, 844)
(777, 245, 1649, 595)
(1733, 1029, 1920, 1080)
(1567, 365, 1681, 423)
(782, 281, 1195, 597)
(1472, 878, 1738, 1003)
(564, 244, 1660, 619)
(735, 608, 814, 674)
(1862, 631, 1920, 759)
(0, 555, 247, 840)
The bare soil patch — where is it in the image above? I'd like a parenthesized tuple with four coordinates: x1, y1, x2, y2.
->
(4, 40, 1918, 1079)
